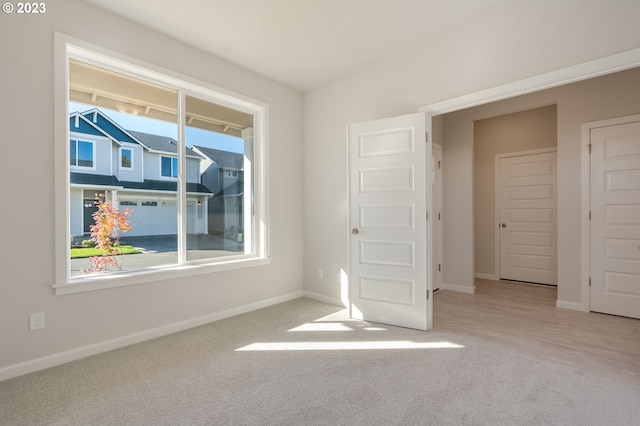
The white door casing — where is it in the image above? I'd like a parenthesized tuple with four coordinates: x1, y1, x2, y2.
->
(497, 150, 557, 285)
(348, 112, 432, 330)
(590, 120, 640, 319)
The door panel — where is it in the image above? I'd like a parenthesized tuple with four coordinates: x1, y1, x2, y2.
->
(349, 113, 431, 330)
(433, 144, 443, 292)
(499, 152, 557, 285)
(590, 121, 640, 319)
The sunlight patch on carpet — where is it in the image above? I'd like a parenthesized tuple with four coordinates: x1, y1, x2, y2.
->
(236, 340, 465, 351)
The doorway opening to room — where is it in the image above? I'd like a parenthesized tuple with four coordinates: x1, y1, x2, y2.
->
(473, 105, 558, 287)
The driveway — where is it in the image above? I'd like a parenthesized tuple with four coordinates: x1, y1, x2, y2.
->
(70, 234, 243, 277)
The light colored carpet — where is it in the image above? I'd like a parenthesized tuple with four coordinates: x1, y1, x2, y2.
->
(1, 298, 639, 425)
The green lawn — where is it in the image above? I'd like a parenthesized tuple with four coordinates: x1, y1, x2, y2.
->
(70, 246, 141, 259)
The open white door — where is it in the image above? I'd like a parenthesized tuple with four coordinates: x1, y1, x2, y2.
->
(590, 119, 640, 319)
(348, 112, 432, 331)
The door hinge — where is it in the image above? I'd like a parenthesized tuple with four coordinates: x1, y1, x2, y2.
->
(438, 212, 441, 221)
(426, 290, 430, 300)
(425, 132, 429, 143)
(438, 263, 441, 272)
(589, 211, 591, 220)
(426, 210, 429, 221)
(438, 160, 441, 170)
(588, 143, 592, 154)
(589, 277, 591, 287)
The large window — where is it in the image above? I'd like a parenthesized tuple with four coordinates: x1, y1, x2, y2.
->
(160, 156, 178, 178)
(120, 148, 132, 169)
(55, 38, 268, 294)
(70, 140, 93, 168)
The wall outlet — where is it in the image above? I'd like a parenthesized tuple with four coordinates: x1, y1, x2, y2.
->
(317, 268, 323, 279)
(30, 313, 44, 331)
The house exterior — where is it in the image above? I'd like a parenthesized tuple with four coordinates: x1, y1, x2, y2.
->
(191, 146, 245, 241)
(69, 109, 213, 237)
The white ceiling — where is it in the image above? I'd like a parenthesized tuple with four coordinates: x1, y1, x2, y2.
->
(84, 0, 506, 91)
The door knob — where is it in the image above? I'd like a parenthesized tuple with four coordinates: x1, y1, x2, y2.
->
(351, 228, 359, 235)
(501, 223, 507, 228)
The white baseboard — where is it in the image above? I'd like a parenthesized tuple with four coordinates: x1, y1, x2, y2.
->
(441, 282, 476, 294)
(303, 290, 346, 307)
(0, 290, 304, 383)
(556, 299, 588, 312)
(474, 273, 497, 281)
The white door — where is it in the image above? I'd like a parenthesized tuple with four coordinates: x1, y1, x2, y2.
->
(498, 151, 557, 285)
(433, 144, 443, 291)
(348, 112, 432, 330)
(590, 120, 640, 319)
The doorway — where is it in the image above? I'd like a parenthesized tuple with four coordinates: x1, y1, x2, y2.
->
(473, 106, 558, 284)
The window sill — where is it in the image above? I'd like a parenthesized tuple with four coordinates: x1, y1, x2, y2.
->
(54, 256, 271, 295)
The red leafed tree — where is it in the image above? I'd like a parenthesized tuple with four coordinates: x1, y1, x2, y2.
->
(86, 193, 133, 273)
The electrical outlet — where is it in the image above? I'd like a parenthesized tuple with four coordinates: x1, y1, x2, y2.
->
(317, 268, 323, 279)
(30, 313, 44, 331)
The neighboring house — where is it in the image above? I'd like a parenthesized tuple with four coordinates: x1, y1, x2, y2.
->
(69, 109, 213, 237)
(191, 146, 244, 241)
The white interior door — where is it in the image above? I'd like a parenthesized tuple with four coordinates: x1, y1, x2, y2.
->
(590, 120, 640, 319)
(433, 144, 443, 291)
(348, 112, 432, 330)
(498, 151, 557, 285)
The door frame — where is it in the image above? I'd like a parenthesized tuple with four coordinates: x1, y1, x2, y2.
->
(580, 113, 640, 312)
(418, 48, 640, 311)
(494, 147, 557, 283)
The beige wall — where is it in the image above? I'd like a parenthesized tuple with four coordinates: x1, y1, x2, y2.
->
(441, 67, 640, 305)
(473, 105, 558, 277)
(0, 0, 303, 375)
(303, 1, 640, 308)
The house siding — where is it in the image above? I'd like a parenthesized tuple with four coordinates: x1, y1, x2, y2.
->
(69, 188, 83, 236)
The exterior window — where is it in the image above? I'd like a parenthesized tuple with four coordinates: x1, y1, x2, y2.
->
(120, 148, 132, 168)
(70, 140, 93, 168)
(56, 39, 268, 294)
(161, 156, 178, 178)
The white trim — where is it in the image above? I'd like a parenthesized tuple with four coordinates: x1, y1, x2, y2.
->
(56, 33, 269, 292)
(556, 299, 588, 312)
(419, 48, 640, 115)
(474, 273, 497, 281)
(69, 112, 122, 145)
(80, 107, 152, 150)
(580, 114, 640, 314)
(0, 289, 300, 382)
(494, 148, 557, 284)
(441, 282, 476, 294)
(303, 291, 346, 307)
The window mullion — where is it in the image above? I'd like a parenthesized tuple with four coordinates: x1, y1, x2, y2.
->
(177, 90, 187, 264)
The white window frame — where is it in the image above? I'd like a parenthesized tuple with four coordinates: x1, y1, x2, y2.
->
(54, 33, 270, 295)
(119, 147, 133, 170)
(69, 139, 95, 170)
(159, 155, 178, 179)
